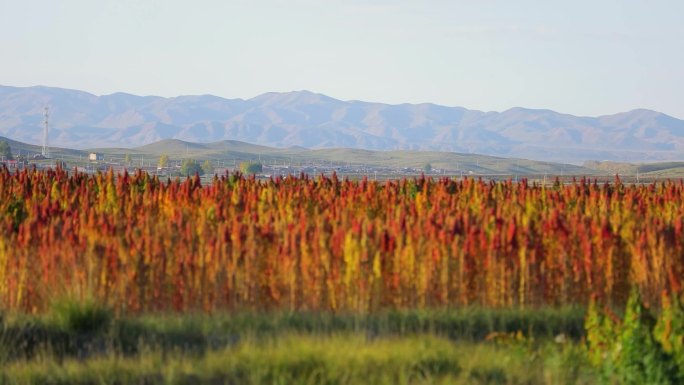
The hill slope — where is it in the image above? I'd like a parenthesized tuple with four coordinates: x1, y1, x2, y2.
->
(2, 85, 684, 163)
(1, 135, 595, 175)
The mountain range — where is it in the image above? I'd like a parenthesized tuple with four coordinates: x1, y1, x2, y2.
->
(1, 85, 683, 163)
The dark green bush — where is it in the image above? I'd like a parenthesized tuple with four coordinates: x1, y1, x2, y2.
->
(586, 288, 682, 384)
(48, 297, 112, 335)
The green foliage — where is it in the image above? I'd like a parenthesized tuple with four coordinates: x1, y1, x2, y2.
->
(0, 140, 13, 160)
(585, 299, 618, 369)
(157, 154, 168, 168)
(124, 153, 131, 165)
(0, 333, 593, 385)
(542, 342, 595, 385)
(468, 367, 507, 384)
(201, 159, 214, 175)
(423, 162, 432, 173)
(586, 288, 681, 384)
(239, 162, 262, 174)
(47, 297, 112, 335)
(180, 159, 204, 176)
(5, 197, 26, 231)
(655, 292, 684, 375)
(0, 308, 586, 363)
(614, 288, 677, 384)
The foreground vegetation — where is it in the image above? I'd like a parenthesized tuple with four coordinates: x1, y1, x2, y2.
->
(0, 334, 592, 385)
(2, 168, 684, 383)
(1, 306, 592, 384)
(1, 292, 684, 384)
(1, 168, 683, 313)
(0, 307, 585, 361)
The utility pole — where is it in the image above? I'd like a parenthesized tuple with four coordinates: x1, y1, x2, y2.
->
(42, 107, 50, 158)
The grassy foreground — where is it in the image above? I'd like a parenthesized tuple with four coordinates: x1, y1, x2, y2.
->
(0, 307, 594, 384)
(4, 292, 684, 384)
(1, 334, 592, 385)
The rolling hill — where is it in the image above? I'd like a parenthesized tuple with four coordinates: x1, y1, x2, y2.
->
(8, 135, 684, 177)
(2, 85, 684, 163)
(1, 135, 595, 175)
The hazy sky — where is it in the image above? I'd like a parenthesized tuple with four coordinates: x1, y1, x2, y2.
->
(1, 0, 683, 118)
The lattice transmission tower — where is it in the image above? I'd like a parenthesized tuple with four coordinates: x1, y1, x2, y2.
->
(42, 107, 50, 158)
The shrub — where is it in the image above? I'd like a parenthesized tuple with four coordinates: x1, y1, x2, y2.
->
(586, 288, 681, 384)
(239, 162, 262, 174)
(180, 159, 204, 176)
(47, 297, 112, 335)
(655, 292, 684, 376)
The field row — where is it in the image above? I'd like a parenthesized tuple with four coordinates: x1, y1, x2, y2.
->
(1, 167, 683, 312)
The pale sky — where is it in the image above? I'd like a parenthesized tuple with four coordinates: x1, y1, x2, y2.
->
(1, 0, 683, 118)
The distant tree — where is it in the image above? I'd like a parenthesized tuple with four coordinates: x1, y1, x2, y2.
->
(181, 159, 204, 176)
(0, 140, 13, 160)
(124, 154, 131, 165)
(423, 163, 432, 173)
(202, 160, 214, 175)
(158, 154, 169, 169)
(239, 162, 263, 174)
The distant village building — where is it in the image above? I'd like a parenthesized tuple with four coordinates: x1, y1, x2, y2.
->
(89, 152, 104, 161)
(1, 159, 18, 169)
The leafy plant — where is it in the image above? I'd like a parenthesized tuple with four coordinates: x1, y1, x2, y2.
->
(201, 159, 214, 175)
(614, 288, 678, 384)
(239, 161, 262, 174)
(47, 297, 112, 335)
(586, 288, 681, 384)
(157, 154, 169, 169)
(180, 159, 204, 176)
(655, 292, 684, 375)
(0, 140, 13, 160)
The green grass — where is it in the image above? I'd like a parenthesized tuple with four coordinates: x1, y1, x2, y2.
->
(0, 307, 586, 363)
(0, 334, 596, 385)
(0, 307, 595, 384)
(46, 297, 112, 335)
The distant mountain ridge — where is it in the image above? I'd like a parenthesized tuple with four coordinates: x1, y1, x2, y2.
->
(1, 85, 683, 163)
